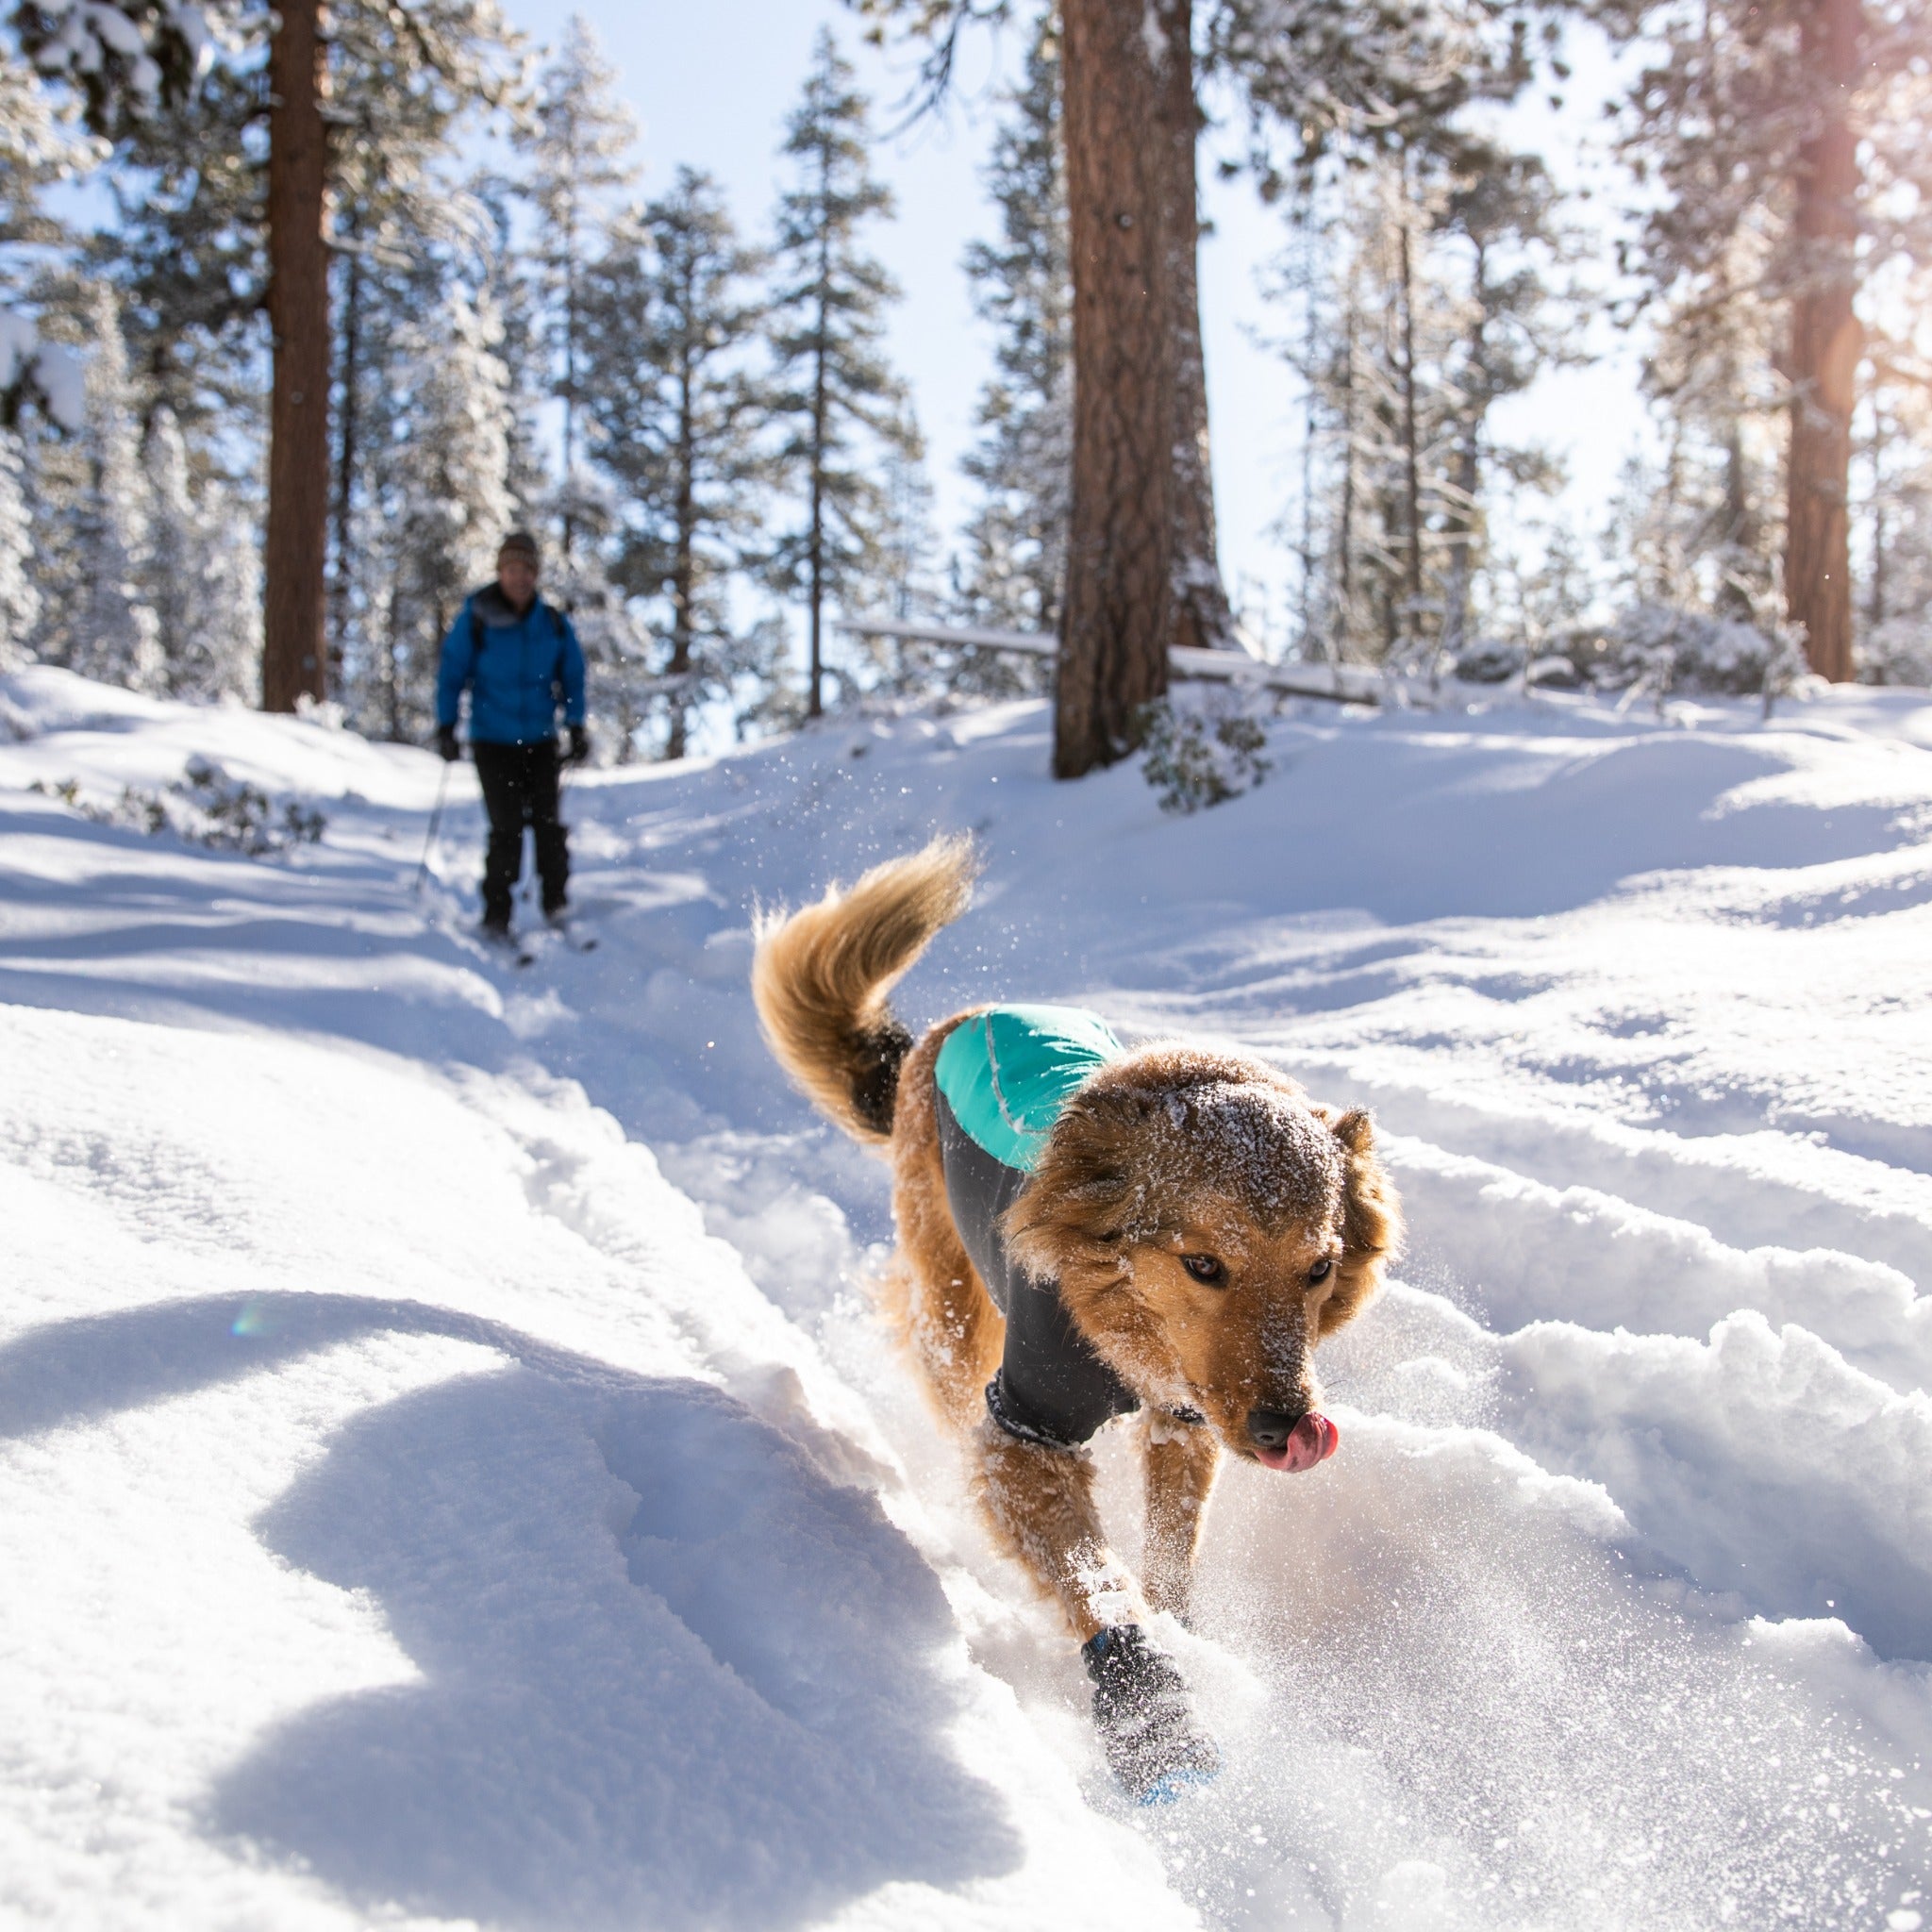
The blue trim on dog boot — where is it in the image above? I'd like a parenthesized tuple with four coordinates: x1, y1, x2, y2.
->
(1082, 1624, 1221, 1804)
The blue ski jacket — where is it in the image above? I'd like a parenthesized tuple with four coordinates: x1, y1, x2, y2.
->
(436, 585, 587, 745)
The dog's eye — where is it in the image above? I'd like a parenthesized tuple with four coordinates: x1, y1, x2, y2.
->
(1180, 1254, 1225, 1286)
(1308, 1257, 1335, 1285)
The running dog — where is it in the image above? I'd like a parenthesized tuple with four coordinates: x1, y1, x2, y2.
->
(751, 836, 1400, 1799)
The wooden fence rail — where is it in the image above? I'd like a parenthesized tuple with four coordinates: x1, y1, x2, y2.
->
(836, 616, 1383, 707)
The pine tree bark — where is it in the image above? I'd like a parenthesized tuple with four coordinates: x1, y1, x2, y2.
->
(1783, 0, 1863, 683)
(1155, 0, 1234, 656)
(329, 242, 361, 692)
(262, 0, 329, 712)
(1056, 0, 1175, 778)
(1396, 175, 1424, 651)
(806, 159, 831, 721)
(669, 311, 695, 760)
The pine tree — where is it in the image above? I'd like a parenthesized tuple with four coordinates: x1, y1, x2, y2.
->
(21, 0, 525, 709)
(142, 402, 197, 685)
(1618, 253, 1783, 624)
(514, 13, 638, 568)
(376, 284, 516, 741)
(1276, 142, 1567, 673)
(857, 0, 1242, 773)
(263, 0, 524, 711)
(1432, 153, 1574, 668)
(473, 174, 549, 523)
(0, 47, 91, 429)
(143, 404, 258, 699)
(765, 27, 916, 718)
(92, 61, 264, 442)
(47, 285, 163, 690)
(956, 17, 1069, 654)
(0, 425, 39, 665)
(1857, 341, 1932, 674)
(8, 0, 208, 134)
(584, 167, 769, 758)
(1606, 0, 1932, 678)
(325, 1, 517, 696)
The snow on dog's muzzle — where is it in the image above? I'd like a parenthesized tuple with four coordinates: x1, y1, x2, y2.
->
(1249, 1410, 1339, 1473)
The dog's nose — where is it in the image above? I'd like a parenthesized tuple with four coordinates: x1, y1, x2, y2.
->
(1246, 1407, 1307, 1452)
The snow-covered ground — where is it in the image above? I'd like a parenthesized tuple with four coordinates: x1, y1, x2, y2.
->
(3, 665, 1931, 1932)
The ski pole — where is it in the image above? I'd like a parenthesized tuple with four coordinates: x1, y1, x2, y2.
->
(414, 759, 451, 894)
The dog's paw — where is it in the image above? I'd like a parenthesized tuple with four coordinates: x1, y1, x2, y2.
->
(1083, 1623, 1222, 1804)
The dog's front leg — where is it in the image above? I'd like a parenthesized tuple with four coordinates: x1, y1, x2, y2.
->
(970, 1422, 1141, 1640)
(1141, 1417, 1221, 1625)
(972, 1421, 1221, 1800)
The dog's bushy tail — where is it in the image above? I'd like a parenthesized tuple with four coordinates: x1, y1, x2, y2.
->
(752, 834, 978, 1143)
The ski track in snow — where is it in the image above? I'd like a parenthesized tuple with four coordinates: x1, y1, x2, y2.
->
(3, 666, 1932, 1929)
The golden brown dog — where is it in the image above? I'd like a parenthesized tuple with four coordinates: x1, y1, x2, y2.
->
(752, 835, 1401, 1796)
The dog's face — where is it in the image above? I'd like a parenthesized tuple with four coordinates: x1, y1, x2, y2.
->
(1005, 1046, 1400, 1470)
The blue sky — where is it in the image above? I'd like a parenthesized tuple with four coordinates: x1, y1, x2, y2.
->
(498, 0, 1643, 643)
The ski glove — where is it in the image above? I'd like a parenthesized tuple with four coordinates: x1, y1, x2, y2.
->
(436, 724, 460, 763)
(567, 723, 591, 765)
(1084, 1624, 1220, 1803)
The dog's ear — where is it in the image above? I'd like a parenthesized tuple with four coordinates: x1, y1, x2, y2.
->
(1005, 1155, 1135, 1284)
(1321, 1108, 1402, 1335)
(1003, 1081, 1149, 1282)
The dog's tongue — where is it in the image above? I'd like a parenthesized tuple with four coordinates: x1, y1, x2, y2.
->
(1256, 1412, 1339, 1474)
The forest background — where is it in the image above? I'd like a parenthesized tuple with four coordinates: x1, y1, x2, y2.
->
(2, 0, 1927, 762)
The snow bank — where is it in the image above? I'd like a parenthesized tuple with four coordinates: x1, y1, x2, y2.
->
(5, 668, 1932, 1927)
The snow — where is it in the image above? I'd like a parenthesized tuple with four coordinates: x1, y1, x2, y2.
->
(0, 322, 82, 435)
(3, 662, 1931, 1929)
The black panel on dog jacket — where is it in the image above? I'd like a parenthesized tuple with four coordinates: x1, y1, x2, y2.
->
(934, 1081, 1141, 1449)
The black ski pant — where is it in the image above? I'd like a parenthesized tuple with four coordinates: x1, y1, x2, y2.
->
(472, 739, 569, 924)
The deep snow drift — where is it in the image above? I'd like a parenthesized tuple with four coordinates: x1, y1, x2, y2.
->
(2, 665, 1930, 1931)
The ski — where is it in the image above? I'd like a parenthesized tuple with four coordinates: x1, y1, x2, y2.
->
(509, 920, 597, 961)
(537, 914, 599, 953)
(486, 931, 538, 968)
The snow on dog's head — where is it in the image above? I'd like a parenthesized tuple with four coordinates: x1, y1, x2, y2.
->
(1005, 1043, 1401, 1467)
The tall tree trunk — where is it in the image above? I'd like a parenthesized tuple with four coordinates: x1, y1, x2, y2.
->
(1783, 0, 1863, 682)
(561, 189, 578, 567)
(1395, 177, 1424, 657)
(262, 0, 330, 712)
(382, 582, 401, 741)
(1154, 0, 1233, 655)
(1717, 411, 1757, 617)
(1057, 0, 1174, 778)
(807, 187, 830, 720)
(329, 241, 361, 691)
(1866, 397, 1888, 630)
(1336, 275, 1357, 658)
(1298, 207, 1322, 663)
(1441, 433, 1478, 670)
(1441, 239, 1487, 677)
(669, 326, 695, 760)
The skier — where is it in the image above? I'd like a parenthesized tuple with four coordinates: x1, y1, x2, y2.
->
(435, 531, 590, 941)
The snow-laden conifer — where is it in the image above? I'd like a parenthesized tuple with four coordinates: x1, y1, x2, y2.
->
(143, 405, 256, 701)
(1272, 145, 1570, 675)
(514, 14, 638, 568)
(764, 28, 919, 718)
(0, 425, 39, 666)
(53, 285, 162, 691)
(955, 19, 1068, 678)
(1606, 0, 1932, 680)
(379, 286, 517, 741)
(584, 167, 770, 758)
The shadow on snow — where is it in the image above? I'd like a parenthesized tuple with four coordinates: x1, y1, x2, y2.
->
(0, 1291, 1020, 1930)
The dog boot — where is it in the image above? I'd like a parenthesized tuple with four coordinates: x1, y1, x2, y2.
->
(1084, 1623, 1221, 1804)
